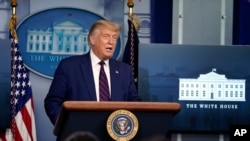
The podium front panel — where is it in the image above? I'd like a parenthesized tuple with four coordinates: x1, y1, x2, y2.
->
(57, 111, 174, 141)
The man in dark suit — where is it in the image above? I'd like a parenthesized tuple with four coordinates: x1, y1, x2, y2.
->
(44, 19, 141, 125)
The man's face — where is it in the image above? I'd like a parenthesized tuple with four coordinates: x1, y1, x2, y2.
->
(90, 28, 119, 60)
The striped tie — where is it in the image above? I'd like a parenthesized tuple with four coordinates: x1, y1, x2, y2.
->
(99, 61, 110, 101)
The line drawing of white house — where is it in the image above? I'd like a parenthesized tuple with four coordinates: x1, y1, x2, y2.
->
(179, 68, 246, 101)
(26, 20, 89, 55)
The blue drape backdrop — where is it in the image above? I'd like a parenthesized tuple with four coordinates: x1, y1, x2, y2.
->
(233, 0, 250, 45)
(150, 0, 173, 43)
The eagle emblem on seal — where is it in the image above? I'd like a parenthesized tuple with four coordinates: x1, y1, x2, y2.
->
(116, 117, 131, 134)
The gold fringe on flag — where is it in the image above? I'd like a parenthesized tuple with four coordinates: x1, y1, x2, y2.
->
(9, 0, 18, 41)
(9, 15, 18, 41)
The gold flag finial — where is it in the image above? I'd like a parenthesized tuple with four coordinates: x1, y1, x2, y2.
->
(127, 0, 142, 18)
(127, 0, 134, 7)
(127, 0, 134, 18)
(9, 0, 18, 41)
(11, 0, 17, 7)
(11, 0, 17, 15)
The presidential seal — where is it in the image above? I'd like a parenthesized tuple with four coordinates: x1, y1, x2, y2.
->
(107, 110, 139, 141)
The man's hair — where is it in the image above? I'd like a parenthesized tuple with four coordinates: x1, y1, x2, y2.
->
(87, 19, 121, 46)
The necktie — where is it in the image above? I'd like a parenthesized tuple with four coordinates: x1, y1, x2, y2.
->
(99, 61, 110, 101)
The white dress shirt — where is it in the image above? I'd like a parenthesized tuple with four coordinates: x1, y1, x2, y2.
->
(90, 50, 111, 101)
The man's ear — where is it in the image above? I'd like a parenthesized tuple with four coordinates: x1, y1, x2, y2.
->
(89, 36, 96, 45)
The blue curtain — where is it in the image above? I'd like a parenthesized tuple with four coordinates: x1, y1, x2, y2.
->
(150, 0, 173, 43)
(233, 0, 250, 45)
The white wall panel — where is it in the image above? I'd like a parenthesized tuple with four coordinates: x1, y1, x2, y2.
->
(172, 0, 233, 45)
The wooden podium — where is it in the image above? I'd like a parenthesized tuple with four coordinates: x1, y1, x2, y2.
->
(54, 101, 181, 141)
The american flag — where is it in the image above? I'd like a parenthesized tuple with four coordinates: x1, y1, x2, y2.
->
(0, 17, 37, 141)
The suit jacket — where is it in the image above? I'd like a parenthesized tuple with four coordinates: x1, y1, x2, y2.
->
(44, 52, 141, 125)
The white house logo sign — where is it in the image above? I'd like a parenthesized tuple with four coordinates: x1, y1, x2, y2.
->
(178, 68, 246, 110)
(17, 8, 121, 79)
(179, 68, 246, 102)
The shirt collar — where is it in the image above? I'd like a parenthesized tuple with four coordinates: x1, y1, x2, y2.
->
(90, 49, 109, 66)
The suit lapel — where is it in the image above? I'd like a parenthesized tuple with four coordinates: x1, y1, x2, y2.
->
(109, 60, 120, 100)
(80, 53, 97, 100)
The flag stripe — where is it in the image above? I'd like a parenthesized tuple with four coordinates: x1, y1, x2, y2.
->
(14, 113, 27, 141)
(21, 105, 32, 139)
(26, 98, 36, 141)
(0, 132, 7, 141)
(0, 129, 12, 141)
(21, 100, 33, 141)
(28, 99, 36, 141)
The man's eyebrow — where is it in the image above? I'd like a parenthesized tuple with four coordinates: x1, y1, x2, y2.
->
(103, 33, 118, 37)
